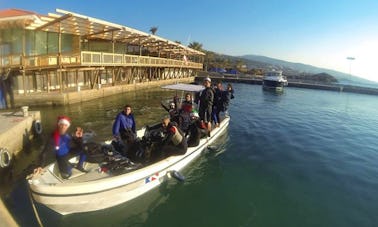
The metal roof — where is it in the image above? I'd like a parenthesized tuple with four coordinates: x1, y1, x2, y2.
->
(11, 8, 205, 56)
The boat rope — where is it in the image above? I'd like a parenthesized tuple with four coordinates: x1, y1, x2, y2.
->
(28, 187, 44, 227)
(26, 167, 44, 180)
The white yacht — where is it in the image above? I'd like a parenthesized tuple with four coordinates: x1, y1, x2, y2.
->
(262, 70, 288, 91)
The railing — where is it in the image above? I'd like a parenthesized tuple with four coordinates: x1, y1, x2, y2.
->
(0, 53, 81, 68)
(0, 55, 21, 67)
(80, 51, 203, 69)
(0, 51, 203, 69)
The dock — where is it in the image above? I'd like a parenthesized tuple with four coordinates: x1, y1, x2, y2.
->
(0, 110, 41, 158)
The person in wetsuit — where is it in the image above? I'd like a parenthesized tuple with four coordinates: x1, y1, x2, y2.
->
(161, 101, 179, 124)
(198, 77, 214, 136)
(161, 116, 187, 156)
(186, 110, 208, 147)
(212, 82, 224, 127)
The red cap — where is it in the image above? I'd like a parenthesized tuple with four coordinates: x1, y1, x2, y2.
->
(57, 116, 71, 127)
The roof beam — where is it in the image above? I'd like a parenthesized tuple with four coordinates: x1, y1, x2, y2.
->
(36, 13, 73, 30)
(83, 27, 121, 38)
(115, 35, 148, 42)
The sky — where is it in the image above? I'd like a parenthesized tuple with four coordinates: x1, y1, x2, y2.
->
(2, 0, 378, 82)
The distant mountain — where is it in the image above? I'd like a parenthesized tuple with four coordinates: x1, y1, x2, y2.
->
(240, 54, 378, 87)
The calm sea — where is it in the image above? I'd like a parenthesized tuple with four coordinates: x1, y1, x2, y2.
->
(3, 83, 378, 227)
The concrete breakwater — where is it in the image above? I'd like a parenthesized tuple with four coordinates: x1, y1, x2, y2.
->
(195, 75, 378, 96)
(0, 110, 41, 157)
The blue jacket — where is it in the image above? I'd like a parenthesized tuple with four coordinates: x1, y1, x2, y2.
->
(112, 112, 136, 136)
(55, 134, 72, 157)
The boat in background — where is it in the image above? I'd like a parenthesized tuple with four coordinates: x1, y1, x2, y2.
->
(262, 70, 288, 91)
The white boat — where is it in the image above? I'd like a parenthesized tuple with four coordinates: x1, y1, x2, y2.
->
(27, 84, 230, 215)
(262, 70, 288, 91)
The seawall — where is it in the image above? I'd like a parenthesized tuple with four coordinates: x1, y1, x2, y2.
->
(195, 75, 378, 96)
(13, 77, 194, 107)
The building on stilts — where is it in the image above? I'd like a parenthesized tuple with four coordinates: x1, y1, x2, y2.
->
(0, 8, 204, 107)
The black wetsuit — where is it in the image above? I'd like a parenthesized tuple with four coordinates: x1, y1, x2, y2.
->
(198, 87, 214, 123)
(187, 119, 208, 147)
(161, 123, 187, 156)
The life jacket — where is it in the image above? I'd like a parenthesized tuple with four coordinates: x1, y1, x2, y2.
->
(169, 125, 183, 146)
(53, 129, 62, 151)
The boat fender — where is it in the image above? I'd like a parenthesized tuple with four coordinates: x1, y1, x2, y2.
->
(33, 120, 43, 135)
(0, 148, 12, 168)
(169, 170, 185, 182)
(207, 145, 217, 151)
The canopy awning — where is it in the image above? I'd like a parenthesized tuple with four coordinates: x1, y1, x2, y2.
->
(162, 83, 204, 92)
(21, 8, 204, 57)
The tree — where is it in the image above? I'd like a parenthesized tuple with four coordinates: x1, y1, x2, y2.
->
(174, 40, 181, 44)
(188, 41, 203, 51)
(149, 26, 158, 35)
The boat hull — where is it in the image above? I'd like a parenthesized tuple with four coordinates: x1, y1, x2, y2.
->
(29, 117, 230, 215)
(262, 80, 286, 91)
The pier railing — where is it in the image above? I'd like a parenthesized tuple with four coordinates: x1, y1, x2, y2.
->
(0, 51, 203, 69)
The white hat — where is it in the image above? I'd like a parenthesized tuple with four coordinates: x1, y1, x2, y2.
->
(57, 116, 71, 127)
(204, 77, 211, 83)
(190, 111, 199, 118)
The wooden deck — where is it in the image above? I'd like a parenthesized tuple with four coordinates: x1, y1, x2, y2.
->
(0, 51, 203, 70)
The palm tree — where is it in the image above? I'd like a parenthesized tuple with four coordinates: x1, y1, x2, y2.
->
(188, 41, 203, 51)
(149, 26, 158, 35)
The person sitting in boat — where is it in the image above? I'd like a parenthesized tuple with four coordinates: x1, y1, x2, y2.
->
(178, 93, 193, 134)
(161, 116, 187, 156)
(161, 101, 179, 123)
(181, 93, 193, 110)
(112, 105, 137, 156)
(53, 116, 87, 179)
(186, 110, 208, 147)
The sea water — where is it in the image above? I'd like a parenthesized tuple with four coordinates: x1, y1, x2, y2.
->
(3, 83, 378, 226)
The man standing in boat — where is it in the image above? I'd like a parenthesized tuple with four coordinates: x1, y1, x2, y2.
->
(212, 82, 224, 127)
(112, 105, 137, 156)
(198, 77, 214, 136)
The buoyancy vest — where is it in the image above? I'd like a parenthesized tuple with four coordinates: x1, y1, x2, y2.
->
(170, 126, 183, 146)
